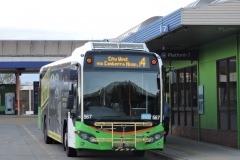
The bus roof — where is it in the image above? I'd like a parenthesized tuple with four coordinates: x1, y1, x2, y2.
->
(40, 42, 151, 73)
(39, 56, 77, 73)
(72, 42, 149, 56)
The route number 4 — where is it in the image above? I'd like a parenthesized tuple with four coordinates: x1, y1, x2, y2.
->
(139, 57, 146, 67)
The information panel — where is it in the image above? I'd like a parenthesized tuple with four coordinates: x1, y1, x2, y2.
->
(198, 85, 204, 115)
(94, 55, 150, 68)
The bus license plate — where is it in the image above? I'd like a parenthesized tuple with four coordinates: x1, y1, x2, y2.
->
(115, 143, 129, 147)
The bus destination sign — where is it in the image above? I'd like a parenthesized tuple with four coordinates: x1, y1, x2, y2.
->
(94, 55, 150, 68)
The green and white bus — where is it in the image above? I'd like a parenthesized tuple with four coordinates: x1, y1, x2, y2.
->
(39, 42, 165, 157)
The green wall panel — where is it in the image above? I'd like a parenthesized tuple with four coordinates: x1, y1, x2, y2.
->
(200, 35, 236, 62)
(199, 61, 217, 129)
(198, 35, 237, 129)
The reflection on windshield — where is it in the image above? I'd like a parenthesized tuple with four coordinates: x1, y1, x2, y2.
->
(83, 71, 160, 123)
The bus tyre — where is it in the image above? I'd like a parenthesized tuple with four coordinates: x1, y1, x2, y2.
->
(63, 128, 66, 151)
(44, 121, 52, 144)
(132, 150, 145, 157)
(64, 132, 77, 157)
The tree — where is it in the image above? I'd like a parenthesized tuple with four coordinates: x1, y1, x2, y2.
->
(0, 74, 16, 84)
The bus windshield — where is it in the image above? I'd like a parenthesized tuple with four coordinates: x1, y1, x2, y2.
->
(83, 70, 161, 125)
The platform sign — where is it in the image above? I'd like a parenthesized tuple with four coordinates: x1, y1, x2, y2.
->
(159, 50, 198, 60)
(198, 85, 204, 115)
(159, 25, 169, 34)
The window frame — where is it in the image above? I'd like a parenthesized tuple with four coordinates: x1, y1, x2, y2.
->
(217, 57, 237, 131)
(171, 65, 198, 127)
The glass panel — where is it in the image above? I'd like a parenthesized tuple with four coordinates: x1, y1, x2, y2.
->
(218, 60, 228, 107)
(185, 68, 191, 108)
(172, 84, 178, 108)
(179, 70, 184, 83)
(218, 58, 237, 131)
(180, 112, 185, 126)
(186, 112, 192, 127)
(194, 112, 198, 127)
(219, 111, 228, 130)
(83, 71, 160, 125)
(193, 66, 197, 83)
(229, 58, 237, 108)
(230, 111, 237, 131)
(229, 58, 237, 131)
(173, 111, 178, 125)
(192, 66, 198, 107)
(171, 66, 198, 128)
(178, 70, 184, 108)
(165, 72, 170, 102)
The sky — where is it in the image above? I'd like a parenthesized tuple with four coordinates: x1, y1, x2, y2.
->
(0, 0, 196, 40)
(1, 0, 197, 84)
(20, 74, 39, 85)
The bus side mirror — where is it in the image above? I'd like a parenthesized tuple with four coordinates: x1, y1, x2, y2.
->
(67, 95, 74, 110)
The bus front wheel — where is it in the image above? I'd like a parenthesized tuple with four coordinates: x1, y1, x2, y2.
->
(64, 132, 77, 157)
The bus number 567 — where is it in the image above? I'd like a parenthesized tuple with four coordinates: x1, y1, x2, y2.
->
(84, 114, 92, 119)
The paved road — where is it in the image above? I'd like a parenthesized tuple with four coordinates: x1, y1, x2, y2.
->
(0, 116, 162, 160)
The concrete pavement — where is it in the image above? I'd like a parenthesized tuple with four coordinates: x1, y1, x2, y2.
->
(1, 115, 240, 160)
(150, 135, 240, 160)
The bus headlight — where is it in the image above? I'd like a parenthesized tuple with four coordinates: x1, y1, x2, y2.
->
(154, 134, 161, 140)
(80, 133, 88, 140)
(77, 131, 98, 144)
(89, 137, 95, 143)
(147, 131, 165, 144)
(149, 137, 154, 143)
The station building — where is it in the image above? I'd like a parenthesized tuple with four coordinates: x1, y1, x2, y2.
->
(118, 0, 240, 148)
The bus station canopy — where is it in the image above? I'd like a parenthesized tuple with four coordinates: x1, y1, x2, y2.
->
(119, 0, 240, 52)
